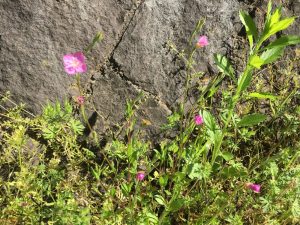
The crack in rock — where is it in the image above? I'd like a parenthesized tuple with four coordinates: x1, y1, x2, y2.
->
(85, 0, 146, 98)
(85, 0, 172, 116)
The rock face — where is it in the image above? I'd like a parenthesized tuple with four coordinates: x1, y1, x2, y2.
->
(0, 0, 299, 135)
(0, 0, 136, 110)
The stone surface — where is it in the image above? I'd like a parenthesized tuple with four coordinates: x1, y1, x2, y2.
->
(0, 0, 299, 136)
(0, 0, 135, 112)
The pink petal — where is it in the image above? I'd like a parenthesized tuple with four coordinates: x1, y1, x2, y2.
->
(250, 184, 261, 193)
(63, 54, 74, 63)
(136, 171, 146, 181)
(76, 96, 85, 105)
(197, 35, 209, 47)
(194, 115, 204, 125)
(64, 66, 76, 75)
(63, 52, 87, 75)
(73, 52, 85, 63)
(76, 64, 87, 73)
(246, 183, 261, 193)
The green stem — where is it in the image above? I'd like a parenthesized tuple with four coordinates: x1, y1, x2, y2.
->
(75, 74, 93, 133)
(210, 64, 252, 165)
(158, 210, 169, 224)
(178, 48, 197, 151)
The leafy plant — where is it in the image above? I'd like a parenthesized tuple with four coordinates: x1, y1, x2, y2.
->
(0, 1, 299, 224)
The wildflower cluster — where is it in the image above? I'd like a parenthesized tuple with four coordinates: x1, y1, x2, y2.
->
(0, 2, 299, 224)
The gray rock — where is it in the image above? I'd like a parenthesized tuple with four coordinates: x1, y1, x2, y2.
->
(0, 0, 299, 136)
(0, 0, 135, 112)
(91, 0, 243, 134)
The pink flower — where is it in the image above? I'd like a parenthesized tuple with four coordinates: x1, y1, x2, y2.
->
(245, 183, 261, 193)
(76, 96, 85, 105)
(63, 52, 87, 75)
(196, 35, 209, 48)
(136, 171, 146, 181)
(194, 114, 204, 125)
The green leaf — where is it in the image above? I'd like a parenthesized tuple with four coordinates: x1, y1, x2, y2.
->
(121, 183, 132, 196)
(68, 118, 84, 135)
(269, 162, 279, 177)
(201, 110, 218, 131)
(248, 92, 277, 100)
(237, 68, 253, 92)
(250, 55, 264, 69)
(168, 198, 185, 212)
(187, 163, 202, 179)
(159, 175, 169, 188)
(187, 163, 211, 180)
(263, 17, 296, 42)
(270, 7, 282, 27)
(42, 125, 60, 140)
(214, 54, 235, 78)
(239, 11, 258, 49)
(221, 151, 234, 161)
(260, 46, 284, 64)
(266, 1, 272, 22)
(265, 35, 300, 49)
(222, 162, 248, 178)
(238, 113, 267, 127)
(145, 212, 159, 224)
(155, 195, 167, 206)
(207, 129, 222, 147)
(265, 1, 274, 31)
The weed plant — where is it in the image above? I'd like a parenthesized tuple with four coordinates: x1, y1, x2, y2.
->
(0, 2, 300, 224)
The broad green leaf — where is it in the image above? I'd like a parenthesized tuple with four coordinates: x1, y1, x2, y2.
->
(260, 46, 284, 64)
(250, 55, 264, 68)
(248, 92, 277, 100)
(168, 198, 185, 212)
(221, 151, 234, 161)
(211, 129, 222, 147)
(239, 11, 258, 48)
(213, 54, 235, 77)
(187, 163, 202, 179)
(222, 162, 248, 178)
(159, 175, 168, 188)
(174, 172, 185, 182)
(200, 110, 219, 132)
(187, 163, 211, 180)
(238, 113, 267, 127)
(263, 17, 295, 42)
(270, 7, 282, 27)
(265, 35, 300, 49)
(154, 195, 167, 206)
(237, 68, 253, 92)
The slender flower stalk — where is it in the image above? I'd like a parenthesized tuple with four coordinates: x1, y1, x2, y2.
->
(63, 52, 92, 133)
